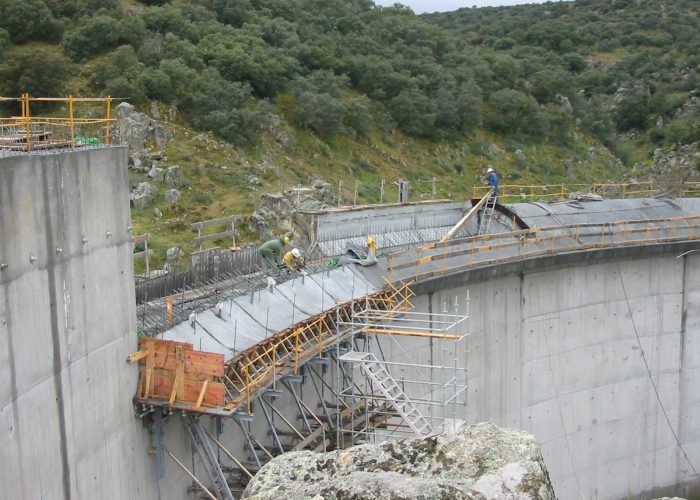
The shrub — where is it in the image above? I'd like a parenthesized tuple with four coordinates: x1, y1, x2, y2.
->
(0, 0, 62, 43)
(485, 88, 539, 135)
(614, 91, 650, 131)
(63, 14, 145, 61)
(0, 46, 73, 100)
(293, 91, 346, 138)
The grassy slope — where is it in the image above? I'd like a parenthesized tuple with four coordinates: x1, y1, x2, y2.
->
(127, 103, 623, 270)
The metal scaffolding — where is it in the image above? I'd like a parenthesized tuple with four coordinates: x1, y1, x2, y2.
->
(333, 291, 469, 448)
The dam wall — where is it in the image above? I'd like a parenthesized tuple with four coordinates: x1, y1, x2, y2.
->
(402, 249, 699, 499)
(0, 148, 160, 499)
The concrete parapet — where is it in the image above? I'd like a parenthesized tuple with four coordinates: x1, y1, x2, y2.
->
(0, 148, 158, 499)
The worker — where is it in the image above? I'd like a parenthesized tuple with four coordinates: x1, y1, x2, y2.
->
(282, 248, 305, 273)
(366, 236, 377, 264)
(259, 235, 290, 270)
(487, 166, 499, 201)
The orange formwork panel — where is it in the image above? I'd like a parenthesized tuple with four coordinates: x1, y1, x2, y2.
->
(129, 338, 226, 410)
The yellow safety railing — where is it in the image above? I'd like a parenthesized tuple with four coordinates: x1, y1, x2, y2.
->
(222, 283, 414, 414)
(471, 182, 658, 201)
(388, 215, 700, 283)
(0, 94, 115, 152)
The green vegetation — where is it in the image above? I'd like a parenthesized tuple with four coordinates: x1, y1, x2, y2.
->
(0, 0, 698, 265)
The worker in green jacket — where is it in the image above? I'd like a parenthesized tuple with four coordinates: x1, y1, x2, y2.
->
(259, 235, 290, 270)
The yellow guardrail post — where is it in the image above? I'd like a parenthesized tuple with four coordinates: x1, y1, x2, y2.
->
(23, 94, 31, 152)
(69, 95, 75, 148)
(105, 95, 112, 145)
(245, 365, 251, 413)
(272, 347, 276, 390)
(294, 328, 299, 374)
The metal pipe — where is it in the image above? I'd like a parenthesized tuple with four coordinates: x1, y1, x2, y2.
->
(167, 450, 217, 500)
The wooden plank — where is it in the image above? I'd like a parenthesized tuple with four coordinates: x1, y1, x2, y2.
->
(440, 188, 493, 242)
(143, 368, 152, 399)
(127, 349, 150, 363)
(190, 215, 241, 230)
(152, 373, 225, 406)
(133, 249, 152, 260)
(158, 351, 224, 376)
(191, 229, 236, 247)
(168, 372, 181, 407)
(176, 346, 185, 400)
(194, 380, 209, 410)
(144, 339, 155, 398)
(132, 233, 150, 244)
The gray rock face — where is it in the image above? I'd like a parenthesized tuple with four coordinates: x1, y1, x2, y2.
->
(164, 189, 180, 203)
(166, 247, 183, 262)
(130, 182, 158, 210)
(116, 102, 152, 150)
(242, 422, 556, 500)
(148, 166, 165, 182)
(165, 165, 182, 188)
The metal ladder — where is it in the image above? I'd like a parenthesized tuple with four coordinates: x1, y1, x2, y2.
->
(478, 192, 497, 235)
(185, 414, 235, 500)
(339, 351, 432, 437)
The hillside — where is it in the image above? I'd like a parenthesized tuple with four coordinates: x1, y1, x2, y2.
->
(0, 0, 698, 269)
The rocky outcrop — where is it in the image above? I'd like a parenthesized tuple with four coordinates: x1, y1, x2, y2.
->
(242, 422, 556, 500)
(130, 182, 158, 209)
(248, 184, 333, 242)
(116, 102, 152, 150)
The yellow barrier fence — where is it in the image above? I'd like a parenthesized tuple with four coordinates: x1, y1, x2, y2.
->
(0, 94, 115, 152)
(388, 215, 700, 283)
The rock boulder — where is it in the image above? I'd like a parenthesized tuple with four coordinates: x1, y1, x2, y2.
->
(242, 422, 556, 499)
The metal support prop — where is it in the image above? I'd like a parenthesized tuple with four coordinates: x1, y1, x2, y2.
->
(282, 377, 313, 434)
(185, 414, 234, 500)
(167, 450, 217, 500)
(259, 395, 285, 454)
(155, 408, 165, 479)
(307, 364, 335, 429)
(235, 418, 261, 469)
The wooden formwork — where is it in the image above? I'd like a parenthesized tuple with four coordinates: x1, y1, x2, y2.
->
(129, 338, 226, 410)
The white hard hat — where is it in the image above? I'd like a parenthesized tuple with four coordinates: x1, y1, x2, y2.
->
(487, 167, 494, 173)
(291, 248, 301, 258)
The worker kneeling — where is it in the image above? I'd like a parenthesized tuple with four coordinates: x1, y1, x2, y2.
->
(259, 235, 290, 271)
(282, 247, 305, 273)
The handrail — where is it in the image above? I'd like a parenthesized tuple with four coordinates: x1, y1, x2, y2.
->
(388, 215, 700, 281)
(0, 94, 117, 151)
(222, 283, 414, 413)
(471, 181, 659, 200)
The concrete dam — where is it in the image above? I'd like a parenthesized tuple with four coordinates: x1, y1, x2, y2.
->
(1, 146, 699, 499)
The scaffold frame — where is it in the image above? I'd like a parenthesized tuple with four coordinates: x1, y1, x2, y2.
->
(333, 289, 470, 447)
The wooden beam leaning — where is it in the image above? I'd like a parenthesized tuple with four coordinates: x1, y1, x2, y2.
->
(440, 188, 493, 243)
(194, 380, 209, 410)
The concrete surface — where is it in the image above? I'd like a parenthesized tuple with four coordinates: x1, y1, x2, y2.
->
(414, 251, 700, 499)
(0, 148, 158, 499)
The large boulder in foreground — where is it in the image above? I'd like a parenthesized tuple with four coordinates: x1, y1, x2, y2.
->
(242, 422, 555, 499)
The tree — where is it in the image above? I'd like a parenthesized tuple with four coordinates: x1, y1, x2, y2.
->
(63, 14, 145, 61)
(180, 68, 269, 144)
(485, 88, 539, 135)
(529, 68, 573, 104)
(293, 91, 346, 138)
(615, 91, 649, 131)
(0, 46, 73, 98)
(387, 87, 437, 138)
(0, 0, 61, 43)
